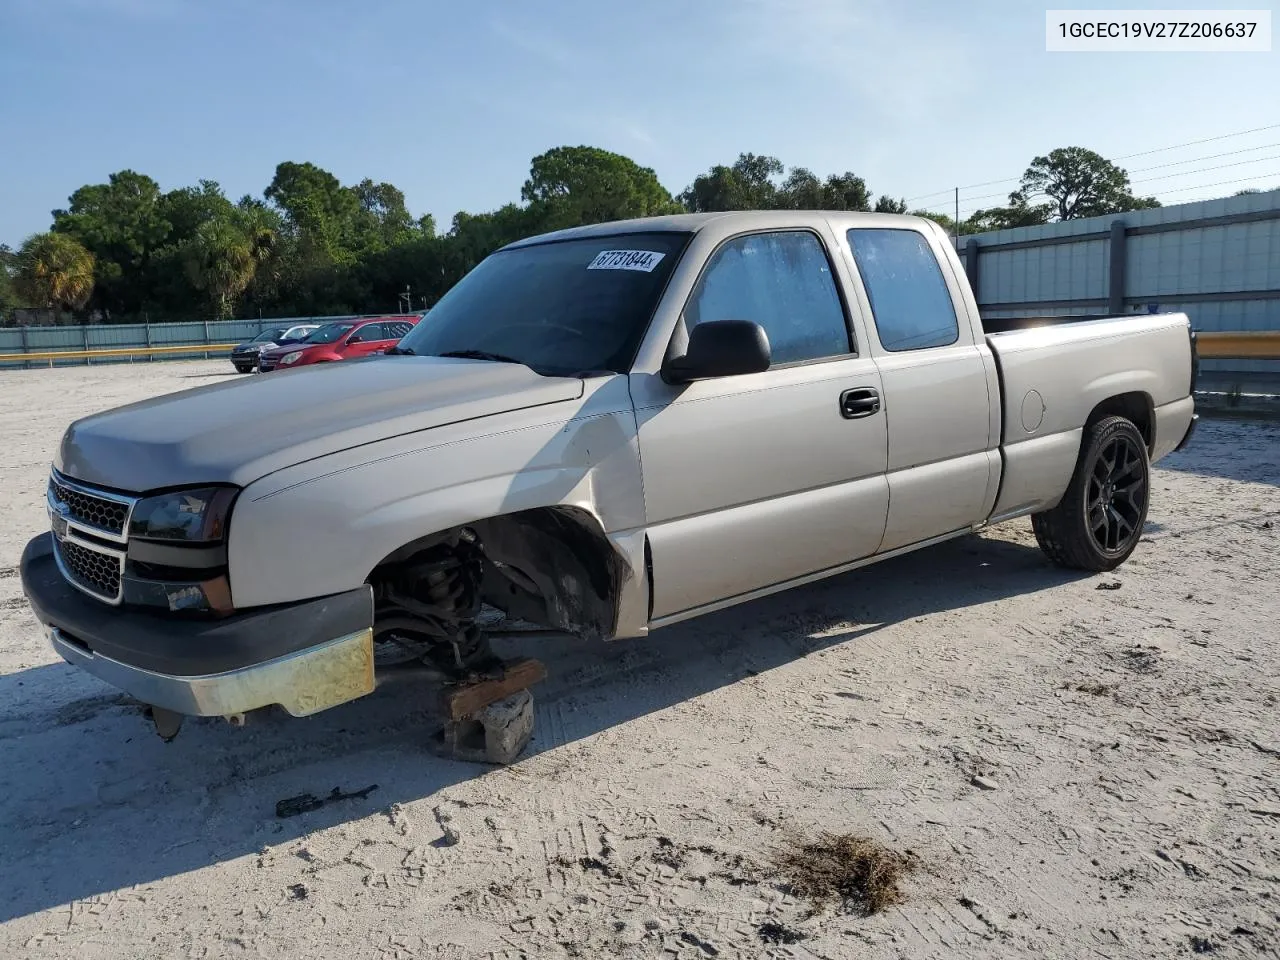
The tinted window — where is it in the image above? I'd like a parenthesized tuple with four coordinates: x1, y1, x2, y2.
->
(303, 323, 353, 344)
(395, 232, 689, 375)
(352, 323, 386, 342)
(388, 322, 412, 338)
(846, 229, 959, 352)
(685, 231, 849, 365)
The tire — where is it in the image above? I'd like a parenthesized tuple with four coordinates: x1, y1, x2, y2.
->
(1031, 415, 1150, 572)
(233, 364, 252, 374)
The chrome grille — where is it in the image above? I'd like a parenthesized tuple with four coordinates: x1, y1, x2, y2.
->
(49, 473, 130, 536)
(47, 470, 138, 605)
(55, 537, 124, 603)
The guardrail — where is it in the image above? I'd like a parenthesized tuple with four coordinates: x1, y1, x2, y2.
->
(0, 342, 238, 364)
(1, 330, 1278, 365)
(1195, 331, 1280, 360)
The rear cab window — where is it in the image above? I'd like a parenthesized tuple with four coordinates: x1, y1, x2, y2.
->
(846, 228, 959, 352)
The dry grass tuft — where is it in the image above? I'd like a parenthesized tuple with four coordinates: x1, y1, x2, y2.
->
(770, 831, 916, 916)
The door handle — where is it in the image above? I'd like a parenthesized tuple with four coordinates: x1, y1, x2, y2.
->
(839, 387, 881, 419)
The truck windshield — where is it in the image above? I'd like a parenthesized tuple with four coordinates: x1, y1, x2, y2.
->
(394, 232, 690, 376)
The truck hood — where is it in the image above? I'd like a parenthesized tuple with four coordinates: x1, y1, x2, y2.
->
(55, 357, 585, 492)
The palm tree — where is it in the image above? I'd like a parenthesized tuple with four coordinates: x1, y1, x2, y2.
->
(15, 232, 95, 317)
(182, 220, 256, 318)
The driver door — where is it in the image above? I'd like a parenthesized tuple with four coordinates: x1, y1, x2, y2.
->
(344, 322, 386, 359)
(632, 228, 890, 621)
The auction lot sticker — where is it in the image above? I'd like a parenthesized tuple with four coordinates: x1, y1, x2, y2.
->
(588, 250, 666, 272)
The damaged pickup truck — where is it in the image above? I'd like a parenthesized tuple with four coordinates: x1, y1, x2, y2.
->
(20, 211, 1198, 758)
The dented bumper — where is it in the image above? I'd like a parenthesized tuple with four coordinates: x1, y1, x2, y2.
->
(20, 533, 375, 718)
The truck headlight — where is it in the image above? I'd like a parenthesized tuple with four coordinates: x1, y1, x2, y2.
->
(280, 351, 303, 365)
(129, 487, 238, 543)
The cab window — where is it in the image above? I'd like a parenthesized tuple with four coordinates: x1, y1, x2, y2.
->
(846, 228, 959, 352)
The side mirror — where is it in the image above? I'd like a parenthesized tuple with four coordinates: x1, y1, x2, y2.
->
(662, 319, 771, 384)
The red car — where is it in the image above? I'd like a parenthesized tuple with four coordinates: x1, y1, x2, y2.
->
(258, 316, 421, 371)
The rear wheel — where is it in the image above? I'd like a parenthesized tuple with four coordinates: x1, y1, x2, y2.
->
(1032, 415, 1150, 572)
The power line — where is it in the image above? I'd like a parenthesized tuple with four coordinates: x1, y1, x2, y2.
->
(1132, 153, 1280, 186)
(904, 120, 1280, 206)
(1113, 122, 1280, 161)
(1128, 140, 1280, 174)
(1153, 172, 1280, 196)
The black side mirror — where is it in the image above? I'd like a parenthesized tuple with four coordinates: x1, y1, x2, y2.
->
(662, 319, 771, 384)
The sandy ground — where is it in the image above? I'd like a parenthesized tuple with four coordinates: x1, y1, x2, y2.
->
(1, 359, 1278, 960)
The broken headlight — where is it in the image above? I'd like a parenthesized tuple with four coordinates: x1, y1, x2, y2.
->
(129, 487, 238, 543)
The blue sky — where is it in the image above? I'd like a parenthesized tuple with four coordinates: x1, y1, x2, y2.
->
(2, 0, 1278, 247)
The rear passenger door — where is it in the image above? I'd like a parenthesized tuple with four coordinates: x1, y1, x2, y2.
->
(634, 228, 890, 620)
(842, 226, 1000, 552)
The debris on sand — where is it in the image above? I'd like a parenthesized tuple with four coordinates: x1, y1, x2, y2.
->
(769, 831, 916, 916)
(757, 921, 807, 945)
(275, 784, 379, 819)
(1096, 581, 1122, 591)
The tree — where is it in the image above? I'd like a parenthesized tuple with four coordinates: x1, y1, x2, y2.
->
(181, 219, 257, 318)
(0, 243, 27, 318)
(1011, 147, 1159, 221)
(15, 232, 96, 314)
(680, 153, 783, 211)
(352, 178, 417, 252)
(964, 202, 1053, 232)
(158, 180, 236, 240)
(820, 172, 873, 211)
(520, 146, 682, 231)
(52, 169, 170, 316)
(264, 161, 362, 263)
(874, 195, 908, 214)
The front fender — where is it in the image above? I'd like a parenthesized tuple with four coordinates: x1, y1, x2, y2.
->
(225, 378, 644, 609)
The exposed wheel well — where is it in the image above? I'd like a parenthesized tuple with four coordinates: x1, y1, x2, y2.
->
(367, 506, 624, 642)
(1085, 392, 1154, 453)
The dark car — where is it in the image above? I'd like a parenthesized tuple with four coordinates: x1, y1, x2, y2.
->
(229, 324, 321, 373)
(257, 316, 420, 371)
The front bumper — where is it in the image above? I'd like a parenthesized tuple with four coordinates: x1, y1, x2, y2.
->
(20, 533, 375, 718)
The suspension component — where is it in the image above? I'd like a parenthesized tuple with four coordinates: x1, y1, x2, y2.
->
(372, 532, 499, 677)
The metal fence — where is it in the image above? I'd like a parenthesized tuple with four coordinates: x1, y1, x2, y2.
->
(0, 315, 383, 368)
(954, 187, 1280, 378)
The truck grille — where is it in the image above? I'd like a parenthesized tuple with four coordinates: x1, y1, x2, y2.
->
(49, 474, 129, 535)
(47, 470, 138, 605)
(55, 537, 124, 603)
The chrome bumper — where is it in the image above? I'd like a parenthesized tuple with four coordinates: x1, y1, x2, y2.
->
(50, 626, 376, 718)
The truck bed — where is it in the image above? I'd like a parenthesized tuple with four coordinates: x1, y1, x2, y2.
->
(981, 311, 1196, 521)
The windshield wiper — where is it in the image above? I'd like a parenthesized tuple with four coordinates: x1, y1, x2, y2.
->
(438, 349, 525, 365)
(384, 345, 415, 356)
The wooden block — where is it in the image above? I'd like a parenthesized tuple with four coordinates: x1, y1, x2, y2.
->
(443, 657, 547, 721)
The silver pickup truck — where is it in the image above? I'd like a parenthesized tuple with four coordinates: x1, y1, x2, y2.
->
(20, 211, 1198, 743)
